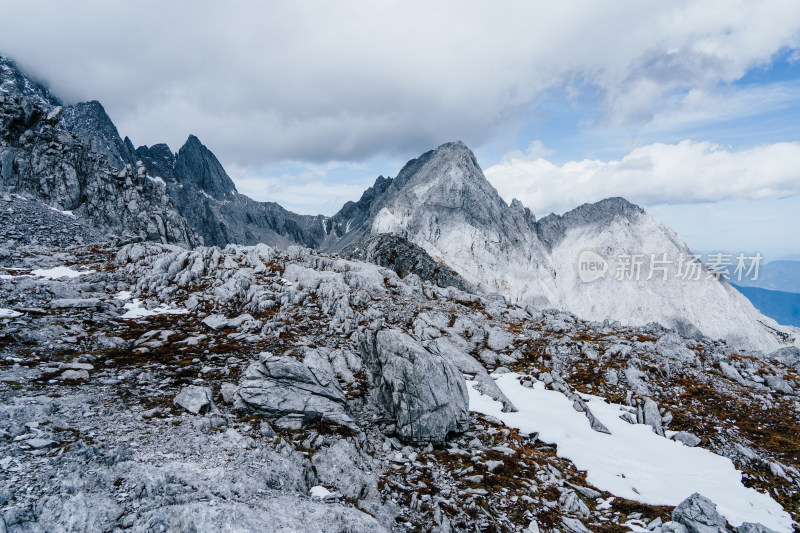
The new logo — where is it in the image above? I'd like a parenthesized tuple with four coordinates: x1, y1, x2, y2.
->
(578, 251, 608, 283)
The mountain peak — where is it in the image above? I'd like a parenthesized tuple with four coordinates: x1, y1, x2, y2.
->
(60, 100, 134, 169)
(184, 134, 203, 148)
(435, 140, 470, 152)
(535, 196, 646, 250)
(430, 140, 479, 167)
(175, 135, 238, 199)
(389, 140, 504, 214)
(0, 56, 62, 109)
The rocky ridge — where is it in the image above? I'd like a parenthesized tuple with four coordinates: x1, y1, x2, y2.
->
(134, 136, 328, 248)
(0, 58, 199, 247)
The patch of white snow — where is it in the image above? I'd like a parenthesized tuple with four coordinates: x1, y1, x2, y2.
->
(309, 486, 331, 499)
(467, 373, 792, 532)
(31, 266, 95, 279)
(120, 299, 188, 319)
(48, 206, 76, 217)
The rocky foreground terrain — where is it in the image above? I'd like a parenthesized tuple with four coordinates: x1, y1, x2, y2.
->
(1, 195, 799, 533)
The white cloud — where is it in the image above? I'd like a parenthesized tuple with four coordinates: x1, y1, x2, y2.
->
(485, 140, 800, 215)
(230, 162, 378, 216)
(1, 0, 799, 166)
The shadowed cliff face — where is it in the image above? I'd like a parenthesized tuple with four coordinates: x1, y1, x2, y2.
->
(0, 58, 199, 247)
(173, 135, 238, 200)
(135, 136, 328, 249)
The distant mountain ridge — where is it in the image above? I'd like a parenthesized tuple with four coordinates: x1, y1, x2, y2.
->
(134, 136, 328, 248)
(734, 284, 800, 328)
(1, 54, 798, 352)
(736, 260, 800, 294)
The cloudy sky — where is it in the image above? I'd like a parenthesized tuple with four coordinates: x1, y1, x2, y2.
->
(1, 0, 799, 258)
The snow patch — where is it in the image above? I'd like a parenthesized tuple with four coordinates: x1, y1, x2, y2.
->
(467, 373, 792, 532)
(309, 486, 332, 499)
(31, 266, 95, 279)
(0, 308, 22, 318)
(147, 176, 166, 186)
(120, 299, 189, 319)
(48, 206, 75, 217)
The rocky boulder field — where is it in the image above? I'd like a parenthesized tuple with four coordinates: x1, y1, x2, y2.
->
(1, 200, 799, 532)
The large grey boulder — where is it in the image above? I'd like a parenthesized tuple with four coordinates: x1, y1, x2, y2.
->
(174, 386, 213, 415)
(359, 328, 469, 443)
(640, 397, 665, 436)
(672, 493, 730, 533)
(235, 352, 352, 428)
(672, 431, 701, 447)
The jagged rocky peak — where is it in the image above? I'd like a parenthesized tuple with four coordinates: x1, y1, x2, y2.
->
(135, 142, 176, 181)
(0, 57, 200, 248)
(174, 134, 238, 200)
(60, 100, 134, 170)
(389, 141, 508, 215)
(0, 56, 61, 109)
(536, 196, 646, 250)
(362, 140, 538, 244)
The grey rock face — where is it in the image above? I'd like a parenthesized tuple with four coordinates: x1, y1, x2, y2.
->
(59, 101, 134, 170)
(311, 439, 379, 500)
(0, 194, 107, 247)
(50, 298, 104, 310)
(0, 58, 199, 248)
(321, 174, 396, 251)
(235, 352, 352, 427)
(359, 328, 469, 443)
(130, 497, 388, 533)
(135, 137, 327, 249)
(342, 233, 473, 292)
(0, 57, 61, 110)
(641, 397, 665, 436)
(661, 522, 691, 533)
(535, 197, 645, 251)
(769, 347, 800, 371)
(173, 135, 238, 200)
(672, 493, 730, 533)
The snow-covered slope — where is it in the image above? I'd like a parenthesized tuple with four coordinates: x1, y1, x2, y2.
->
(341, 141, 798, 353)
(546, 205, 798, 351)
